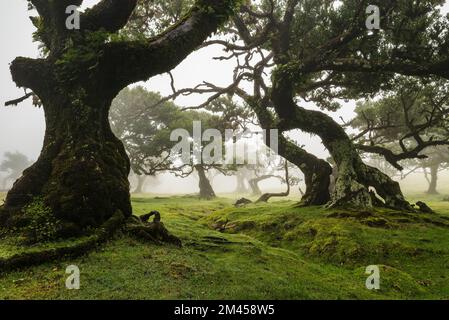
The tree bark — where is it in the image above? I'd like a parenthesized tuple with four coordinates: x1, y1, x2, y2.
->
(244, 97, 332, 206)
(195, 165, 216, 200)
(277, 136, 332, 206)
(1, 84, 132, 236)
(271, 75, 412, 210)
(288, 110, 410, 210)
(426, 164, 439, 195)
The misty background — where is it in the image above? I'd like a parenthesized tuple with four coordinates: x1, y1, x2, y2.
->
(1, 0, 448, 195)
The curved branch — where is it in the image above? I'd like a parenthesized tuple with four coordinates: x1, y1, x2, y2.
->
(100, 0, 241, 90)
(10, 57, 52, 95)
(5, 93, 33, 107)
(356, 140, 449, 171)
(81, 0, 137, 33)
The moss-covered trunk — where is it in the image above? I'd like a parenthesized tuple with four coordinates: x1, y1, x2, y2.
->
(271, 76, 412, 210)
(0, 87, 131, 237)
(195, 165, 216, 200)
(247, 98, 332, 206)
(277, 136, 332, 205)
(289, 109, 411, 210)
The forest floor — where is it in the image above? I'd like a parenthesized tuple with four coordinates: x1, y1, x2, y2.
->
(0, 192, 448, 299)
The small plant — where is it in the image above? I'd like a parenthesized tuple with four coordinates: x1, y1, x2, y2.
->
(22, 198, 62, 243)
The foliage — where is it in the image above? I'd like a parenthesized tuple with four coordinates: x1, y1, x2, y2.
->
(284, 0, 449, 109)
(352, 77, 449, 177)
(21, 198, 62, 243)
(124, 0, 195, 39)
(110, 86, 250, 178)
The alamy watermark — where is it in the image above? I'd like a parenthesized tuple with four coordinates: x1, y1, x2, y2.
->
(365, 265, 380, 290)
(62, 4, 381, 32)
(366, 5, 380, 30)
(65, 5, 80, 30)
(66, 265, 80, 290)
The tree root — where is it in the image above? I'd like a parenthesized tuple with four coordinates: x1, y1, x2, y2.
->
(125, 211, 182, 247)
(0, 210, 125, 273)
(415, 201, 434, 213)
(234, 198, 252, 207)
(0, 210, 182, 272)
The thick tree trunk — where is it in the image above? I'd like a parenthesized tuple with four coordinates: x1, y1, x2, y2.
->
(0, 88, 132, 239)
(247, 98, 332, 205)
(195, 165, 216, 200)
(0, 0, 240, 257)
(426, 164, 439, 195)
(277, 136, 332, 205)
(293, 114, 410, 210)
(271, 77, 412, 210)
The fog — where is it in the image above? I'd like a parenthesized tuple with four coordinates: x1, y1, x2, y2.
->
(1, 0, 448, 196)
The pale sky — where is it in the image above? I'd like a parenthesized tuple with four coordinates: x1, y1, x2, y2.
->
(1, 0, 448, 168)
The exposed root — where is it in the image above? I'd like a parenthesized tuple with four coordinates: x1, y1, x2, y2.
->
(0, 209, 182, 272)
(0, 210, 125, 273)
(125, 211, 182, 247)
(415, 201, 434, 214)
(234, 198, 252, 207)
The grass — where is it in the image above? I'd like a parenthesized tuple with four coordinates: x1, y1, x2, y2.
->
(0, 192, 448, 299)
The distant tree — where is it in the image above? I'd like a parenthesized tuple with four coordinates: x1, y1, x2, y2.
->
(350, 78, 449, 195)
(420, 147, 449, 195)
(234, 167, 251, 194)
(128, 170, 160, 194)
(110, 87, 250, 199)
(0, 152, 32, 190)
(109, 87, 179, 176)
(397, 147, 449, 195)
(247, 158, 285, 197)
(256, 160, 302, 203)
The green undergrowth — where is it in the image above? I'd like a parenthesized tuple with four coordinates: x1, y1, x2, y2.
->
(0, 193, 448, 299)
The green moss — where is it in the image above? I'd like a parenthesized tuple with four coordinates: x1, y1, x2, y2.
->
(22, 198, 63, 243)
(0, 194, 448, 299)
(54, 30, 111, 85)
(296, 220, 364, 264)
(353, 265, 427, 298)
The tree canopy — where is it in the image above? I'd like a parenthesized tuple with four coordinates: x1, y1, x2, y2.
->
(150, 0, 449, 210)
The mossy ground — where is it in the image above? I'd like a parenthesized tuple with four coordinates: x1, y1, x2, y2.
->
(0, 192, 448, 299)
